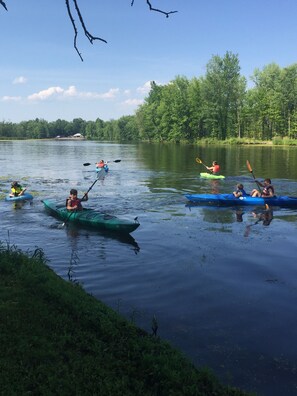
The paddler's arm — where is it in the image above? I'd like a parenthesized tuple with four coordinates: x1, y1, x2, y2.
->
(66, 198, 76, 210)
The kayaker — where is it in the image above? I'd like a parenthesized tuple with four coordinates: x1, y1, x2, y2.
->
(233, 183, 247, 198)
(206, 161, 220, 174)
(9, 181, 26, 197)
(251, 178, 275, 197)
(66, 189, 88, 211)
(96, 159, 105, 169)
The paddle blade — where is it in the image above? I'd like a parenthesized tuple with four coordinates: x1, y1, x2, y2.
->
(113, 159, 121, 163)
(195, 157, 203, 164)
(83, 163, 92, 166)
(246, 160, 252, 173)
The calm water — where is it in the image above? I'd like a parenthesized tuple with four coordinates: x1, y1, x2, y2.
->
(1, 140, 297, 396)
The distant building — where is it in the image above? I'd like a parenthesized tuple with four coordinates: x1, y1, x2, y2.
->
(55, 133, 85, 140)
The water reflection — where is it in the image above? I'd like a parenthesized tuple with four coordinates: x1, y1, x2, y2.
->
(210, 179, 220, 194)
(6, 199, 33, 211)
(64, 223, 140, 254)
(67, 249, 80, 283)
(63, 225, 141, 283)
(235, 209, 244, 222)
(244, 207, 274, 237)
(186, 203, 277, 233)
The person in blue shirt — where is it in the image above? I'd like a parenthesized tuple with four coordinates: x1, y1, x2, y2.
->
(233, 183, 247, 198)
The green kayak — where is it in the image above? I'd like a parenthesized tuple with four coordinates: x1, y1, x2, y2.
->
(200, 172, 225, 180)
(42, 199, 140, 234)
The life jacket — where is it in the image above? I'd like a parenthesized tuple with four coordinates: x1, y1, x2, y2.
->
(67, 197, 82, 210)
(213, 164, 220, 174)
(11, 186, 22, 196)
(96, 161, 105, 168)
(262, 185, 274, 197)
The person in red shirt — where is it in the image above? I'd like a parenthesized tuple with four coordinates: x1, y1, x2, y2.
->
(66, 189, 88, 211)
(206, 161, 220, 174)
(96, 159, 105, 169)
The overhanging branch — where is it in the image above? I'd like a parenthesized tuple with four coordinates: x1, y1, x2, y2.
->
(2, 0, 178, 61)
(131, 0, 178, 18)
(0, 0, 7, 11)
(66, 0, 107, 62)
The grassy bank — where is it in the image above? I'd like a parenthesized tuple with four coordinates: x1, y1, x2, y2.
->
(0, 243, 253, 395)
(195, 137, 296, 145)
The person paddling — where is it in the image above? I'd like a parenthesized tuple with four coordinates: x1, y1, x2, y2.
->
(251, 178, 275, 197)
(206, 161, 220, 174)
(9, 181, 26, 197)
(66, 189, 88, 211)
(96, 159, 105, 169)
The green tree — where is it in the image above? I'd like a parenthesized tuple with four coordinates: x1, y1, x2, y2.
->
(136, 81, 163, 141)
(117, 115, 139, 141)
(201, 51, 244, 140)
(188, 77, 205, 140)
(168, 76, 191, 142)
(280, 64, 297, 138)
(251, 64, 283, 140)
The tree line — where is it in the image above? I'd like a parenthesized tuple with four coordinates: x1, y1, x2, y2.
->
(2, 51, 297, 142)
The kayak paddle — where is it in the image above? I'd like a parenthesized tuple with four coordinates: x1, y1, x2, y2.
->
(83, 159, 121, 166)
(246, 160, 262, 194)
(195, 157, 208, 169)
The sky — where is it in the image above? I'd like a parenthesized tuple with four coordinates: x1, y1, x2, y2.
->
(1, 0, 297, 123)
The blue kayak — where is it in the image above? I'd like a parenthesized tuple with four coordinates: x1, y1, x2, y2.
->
(96, 164, 109, 172)
(5, 193, 33, 202)
(185, 193, 297, 208)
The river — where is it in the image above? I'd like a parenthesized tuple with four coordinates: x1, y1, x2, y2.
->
(1, 140, 297, 396)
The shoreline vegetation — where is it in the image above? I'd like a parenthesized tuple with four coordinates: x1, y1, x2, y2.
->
(2, 53, 297, 144)
(0, 242, 252, 395)
(0, 136, 297, 146)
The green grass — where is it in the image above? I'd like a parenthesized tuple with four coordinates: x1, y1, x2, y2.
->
(0, 242, 253, 395)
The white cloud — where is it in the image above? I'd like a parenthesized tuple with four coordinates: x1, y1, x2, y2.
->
(136, 80, 166, 95)
(100, 88, 120, 99)
(13, 76, 28, 84)
(27, 86, 120, 102)
(28, 86, 64, 101)
(123, 98, 144, 106)
(2, 96, 21, 102)
(136, 81, 152, 94)
(64, 85, 77, 97)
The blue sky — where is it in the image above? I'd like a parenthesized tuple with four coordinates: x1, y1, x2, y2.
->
(1, 0, 297, 123)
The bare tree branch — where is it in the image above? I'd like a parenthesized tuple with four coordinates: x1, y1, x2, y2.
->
(65, 0, 83, 61)
(66, 0, 107, 62)
(131, 0, 178, 18)
(0, 0, 7, 11)
(2, 1, 178, 61)
(72, 0, 107, 45)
